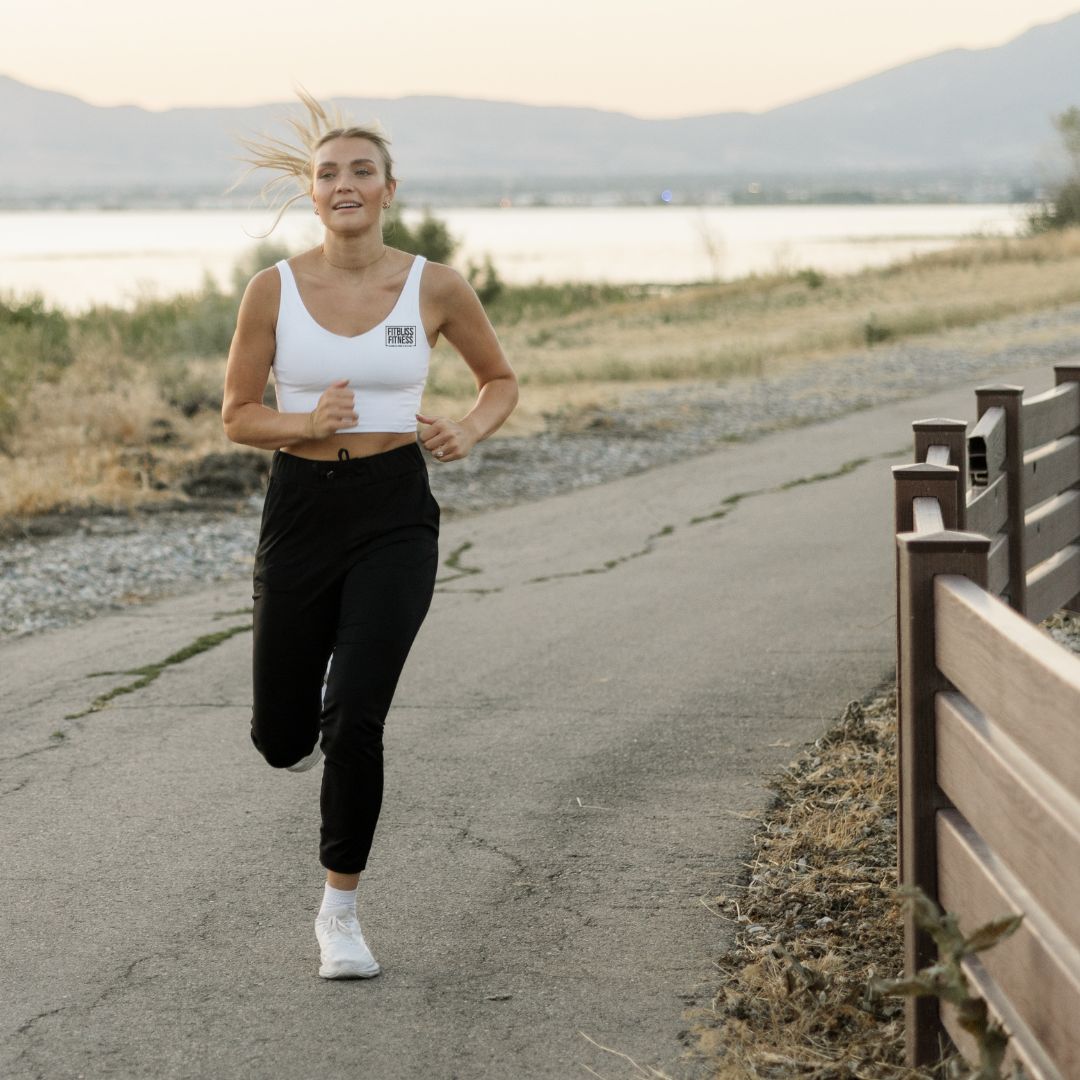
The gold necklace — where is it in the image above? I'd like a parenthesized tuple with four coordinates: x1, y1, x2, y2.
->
(320, 246, 388, 272)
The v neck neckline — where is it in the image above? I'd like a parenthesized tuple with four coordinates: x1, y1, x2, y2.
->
(286, 255, 418, 341)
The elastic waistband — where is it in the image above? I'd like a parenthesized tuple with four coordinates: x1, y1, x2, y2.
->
(270, 442, 425, 486)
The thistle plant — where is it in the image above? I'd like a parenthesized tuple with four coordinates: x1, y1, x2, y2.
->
(873, 886, 1024, 1080)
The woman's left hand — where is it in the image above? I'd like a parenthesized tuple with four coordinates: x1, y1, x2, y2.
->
(416, 413, 476, 463)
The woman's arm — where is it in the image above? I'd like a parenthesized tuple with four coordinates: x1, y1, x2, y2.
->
(221, 269, 357, 449)
(416, 265, 518, 463)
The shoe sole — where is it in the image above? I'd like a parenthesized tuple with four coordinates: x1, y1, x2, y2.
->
(319, 961, 381, 979)
(286, 747, 323, 773)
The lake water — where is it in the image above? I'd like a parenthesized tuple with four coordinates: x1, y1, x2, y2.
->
(0, 204, 1033, 312)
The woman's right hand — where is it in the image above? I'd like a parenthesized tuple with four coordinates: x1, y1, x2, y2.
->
(307, 379, 357, 438)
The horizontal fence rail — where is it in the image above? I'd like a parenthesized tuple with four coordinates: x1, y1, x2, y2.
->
(892, 362, 1080, 1076)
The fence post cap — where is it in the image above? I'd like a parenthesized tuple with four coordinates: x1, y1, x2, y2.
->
(974, 384, 1024, 396)
(911, 418, 967, 431)
(1053, 362, 1080, 383)
(892, 462, 961, 479)
(896, 529, 993, 553)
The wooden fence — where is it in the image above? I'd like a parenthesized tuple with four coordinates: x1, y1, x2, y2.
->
(892, 362, 1080, 1077)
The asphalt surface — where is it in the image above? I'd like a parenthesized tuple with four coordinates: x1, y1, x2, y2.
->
(0, 362, 1059, 1080)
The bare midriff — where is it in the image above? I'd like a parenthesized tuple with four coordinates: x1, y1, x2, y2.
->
(282, 430, 418, 461)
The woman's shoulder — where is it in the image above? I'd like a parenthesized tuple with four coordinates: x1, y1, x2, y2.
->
(238, 264, 283, 319)
(416, 257, 471, 300)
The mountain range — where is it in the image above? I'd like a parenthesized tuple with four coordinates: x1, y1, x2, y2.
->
(1, 11, 1078, 204)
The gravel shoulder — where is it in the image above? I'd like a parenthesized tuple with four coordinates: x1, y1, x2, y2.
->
(3, 299, 1079, 639)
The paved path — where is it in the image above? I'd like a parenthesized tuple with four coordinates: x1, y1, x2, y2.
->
(0, 362, 1058, 1079)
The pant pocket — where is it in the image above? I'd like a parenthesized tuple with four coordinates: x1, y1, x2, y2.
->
(253, 480, 323, 592)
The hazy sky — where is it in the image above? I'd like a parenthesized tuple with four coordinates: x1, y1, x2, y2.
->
(4, 1, 1078, 118)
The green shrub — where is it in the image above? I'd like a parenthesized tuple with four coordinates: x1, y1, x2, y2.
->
(1027, 178, 1080, 234)
(0, 293, 74, 444)
(75, 288, 235, 362)
(230, 241, 293, 296)
(1027, 106, 1080, 234)
(797, 267, 827, 289)
(486, 281, 646, 324)
(0, 293, 72, 371)
(864, 312, 892, 345)
(466, 255, 505, 305)
(383, 207, 458, 263)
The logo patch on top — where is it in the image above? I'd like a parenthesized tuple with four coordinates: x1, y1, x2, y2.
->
(385, 325, 416, 347)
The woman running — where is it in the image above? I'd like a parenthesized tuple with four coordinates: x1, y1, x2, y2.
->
(222, 92, 518, 978)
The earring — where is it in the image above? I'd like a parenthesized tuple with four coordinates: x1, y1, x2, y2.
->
(383, 202, 390, 209)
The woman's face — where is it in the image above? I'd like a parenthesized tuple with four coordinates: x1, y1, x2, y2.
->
(311, 136, 395, 230)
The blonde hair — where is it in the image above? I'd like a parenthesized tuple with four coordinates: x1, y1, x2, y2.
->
(229, 87, 395, 235)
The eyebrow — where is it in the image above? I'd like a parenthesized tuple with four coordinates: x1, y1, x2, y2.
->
(315, 158, 377, 169)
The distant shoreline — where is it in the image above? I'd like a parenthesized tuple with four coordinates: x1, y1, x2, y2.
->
(0, 203, 1032, 313)
(0, 194, 1033, 212)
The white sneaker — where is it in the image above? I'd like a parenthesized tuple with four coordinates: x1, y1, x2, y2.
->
(286, 741, 323, 772)
(316, 912, 381, 979)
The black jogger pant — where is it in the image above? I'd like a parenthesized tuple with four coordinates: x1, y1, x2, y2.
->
(250, 442, 439, 873)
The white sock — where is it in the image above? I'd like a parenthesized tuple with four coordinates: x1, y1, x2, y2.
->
(319, 883, 356, 919)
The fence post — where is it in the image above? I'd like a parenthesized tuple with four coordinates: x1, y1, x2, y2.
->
(975, 385, 1025, 613)
(1054, 363, 1080, 615)
(892, 463, 964, 879)
(895, 528, 991, 1066)
(892, 463, 962, 534)
(891, 462, 965, 894)
(912, 419, 968, 527)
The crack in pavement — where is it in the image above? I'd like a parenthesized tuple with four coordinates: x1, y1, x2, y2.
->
(427, 447, 911, 597)
(0, 742, 63, 766)
(12, 1003, 70, 1078)
(213, 607, 253, 620)
(65, 624, 252, 721)
(436, 541, 483, 585)
(529, 447, 909, 585)
(688, 447, 907, 526)
(6, 450, 891, 795)
(1, 624, 253, 800)
(11, 952, 170, 1075)
(11, 891, 224, 1066)
(453, 821, 529, 877)
(106, 702, 245, 710)
(436, 540, 505, 595)
(526, 524, 675, 585)
(0, 777, 32, 798)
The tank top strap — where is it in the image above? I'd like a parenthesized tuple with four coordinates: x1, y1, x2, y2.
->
(400, 255, 426, 312)
(274, 259, 304, 317)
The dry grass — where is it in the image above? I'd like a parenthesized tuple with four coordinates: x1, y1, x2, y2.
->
(425, 226, 1080, 424)
(678, 687, 926, 1079)
(678, 611, 1080, 1080)
(2, 341, 225, 517)
(3, 226, 1080, 519)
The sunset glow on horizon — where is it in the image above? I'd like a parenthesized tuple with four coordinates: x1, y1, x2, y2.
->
(3, 1, 1078, 119)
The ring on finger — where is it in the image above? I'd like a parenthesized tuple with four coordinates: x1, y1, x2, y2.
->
(435, 449, 445, 458)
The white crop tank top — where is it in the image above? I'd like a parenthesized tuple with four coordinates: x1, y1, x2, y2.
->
(272, 255, 431, 434)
